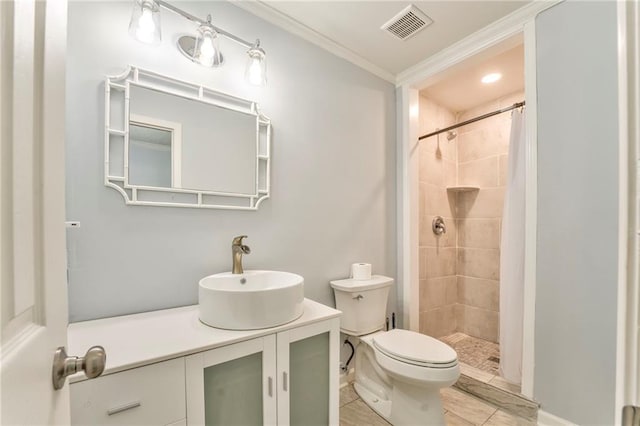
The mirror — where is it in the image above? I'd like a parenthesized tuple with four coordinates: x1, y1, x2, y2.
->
(104, 66, 271, 210)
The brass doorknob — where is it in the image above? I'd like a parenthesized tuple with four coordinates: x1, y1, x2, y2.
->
(52, 345, 106, 390)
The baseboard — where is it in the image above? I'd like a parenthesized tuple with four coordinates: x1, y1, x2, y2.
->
(537, 410, 578, 426)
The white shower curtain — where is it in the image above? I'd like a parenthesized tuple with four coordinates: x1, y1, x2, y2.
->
(499, 109, 526, 384)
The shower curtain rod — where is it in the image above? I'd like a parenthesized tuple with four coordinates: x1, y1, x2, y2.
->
(418, 101, 525, 141)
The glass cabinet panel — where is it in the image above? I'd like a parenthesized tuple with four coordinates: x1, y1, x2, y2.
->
(289, 332, 330, 425)
(204, 352, 263, 426)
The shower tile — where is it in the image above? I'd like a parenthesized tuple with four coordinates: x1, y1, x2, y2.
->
(419, 96, 438, 135)
(419, 148, 444, 186)
(460, 306, 499, 343)
(421, 277, 446, 309)
(498, 155, 509, 186)
(456, 187, 505, 218)
(499, 91, 526, 110)
(458, 157, 499, 188)
(457, 129, 494, 163)
(423, 184, 456, 217)
(444, 159, 457, 187)
(419, 248, 427, 279)
(457, 248, 500, 280)
(422, 305, 456, 337)
(459, 100, 501, 131)
(458, 276, 500, 312)
(420, 215, 457, 248)
(425, 247, 457, 278)
(457, 219, 501, 249)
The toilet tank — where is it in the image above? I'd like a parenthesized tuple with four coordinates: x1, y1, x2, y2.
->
(329, 276, 393, 336)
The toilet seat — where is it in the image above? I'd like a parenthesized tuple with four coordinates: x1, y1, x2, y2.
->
(372, 329, 458, 369)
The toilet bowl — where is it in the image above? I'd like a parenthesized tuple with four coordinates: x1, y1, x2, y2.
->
(330, 276, 459, 426)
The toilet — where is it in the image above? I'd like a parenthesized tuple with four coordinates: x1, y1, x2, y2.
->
(330, 275, 459, 426)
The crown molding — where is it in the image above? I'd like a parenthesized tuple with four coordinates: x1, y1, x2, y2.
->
(395, 0, 561, 87)
(232, 0, 396, 83)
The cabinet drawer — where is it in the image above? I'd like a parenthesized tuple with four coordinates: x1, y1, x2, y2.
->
(70, 358, 185, 426)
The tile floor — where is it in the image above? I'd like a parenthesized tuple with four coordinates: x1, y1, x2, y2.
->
(440, 333, 500, 375)
(339, 383, 535, 426)
(440, 333, 522, 395)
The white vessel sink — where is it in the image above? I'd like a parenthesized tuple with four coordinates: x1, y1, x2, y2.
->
(199, 270, 304, 330)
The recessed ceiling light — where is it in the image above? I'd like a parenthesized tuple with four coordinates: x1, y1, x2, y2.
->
(481, 73, 502, 84)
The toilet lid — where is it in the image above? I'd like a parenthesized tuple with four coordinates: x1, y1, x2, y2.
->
(373, 329, 457, 368)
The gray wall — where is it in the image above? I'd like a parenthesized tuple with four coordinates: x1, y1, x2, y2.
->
(66, 1, 397, 322)
(535, 1, 619, 423)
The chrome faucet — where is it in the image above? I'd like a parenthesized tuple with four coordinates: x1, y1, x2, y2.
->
(232, 235, 251, 274)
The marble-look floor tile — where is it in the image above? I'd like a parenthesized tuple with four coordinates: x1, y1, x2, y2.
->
(445, 411, 475, 426)
(453, 375, 538, 420)
(483, 410, 536, 426)
(441, 388, 497, 425)
(339, 399, 391, 426)
(460, 362, 495, 384)
(340, 384, 359, 407)
(488, 375, 521, 395)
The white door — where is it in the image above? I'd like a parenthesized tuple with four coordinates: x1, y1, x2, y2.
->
(0, 0, 70, 424)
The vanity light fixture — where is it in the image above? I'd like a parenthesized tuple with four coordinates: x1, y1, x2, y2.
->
(129, 0, 161, 45)
(128, 0, 267, 86)
(245, 41, 267, 86)
(193, 17, 223, 67)
(481, 72, 502, 84)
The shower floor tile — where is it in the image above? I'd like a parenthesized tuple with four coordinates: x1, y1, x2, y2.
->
(440, 333, 501, 375)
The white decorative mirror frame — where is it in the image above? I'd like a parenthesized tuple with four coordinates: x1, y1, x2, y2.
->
(104, 66, 271, 210)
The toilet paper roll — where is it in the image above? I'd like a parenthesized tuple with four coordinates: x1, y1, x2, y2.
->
(351, 263, 372, 280)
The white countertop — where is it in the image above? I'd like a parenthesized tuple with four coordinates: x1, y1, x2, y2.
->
(67, 298, 341, 383)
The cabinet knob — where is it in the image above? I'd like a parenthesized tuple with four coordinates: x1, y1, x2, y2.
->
(52, 345, 106, 390)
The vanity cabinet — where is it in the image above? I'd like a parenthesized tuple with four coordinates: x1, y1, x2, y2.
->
(67, 300, 341, 426)
(70, 357, 186, 426)
(185, 320, 339, 426)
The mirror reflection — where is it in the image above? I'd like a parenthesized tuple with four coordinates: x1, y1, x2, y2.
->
(128, 85, 257, 195)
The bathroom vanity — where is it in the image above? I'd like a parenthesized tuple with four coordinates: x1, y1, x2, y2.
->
(67, 299, 340, 425)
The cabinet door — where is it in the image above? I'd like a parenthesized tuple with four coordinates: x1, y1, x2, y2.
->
(185, 335, 277, 426)
(276, 318, 340, 426)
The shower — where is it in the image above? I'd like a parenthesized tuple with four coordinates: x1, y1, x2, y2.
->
(416, 89, 526, 395)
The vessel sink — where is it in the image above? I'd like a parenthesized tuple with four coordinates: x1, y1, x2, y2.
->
(198, 270, 304, 330)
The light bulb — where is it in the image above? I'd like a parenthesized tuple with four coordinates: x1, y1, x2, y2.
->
(245, 41, 266, 86)
(247, 58, 263, 85)
(199, 36, 215, 66)
(135, 8, 155, 44)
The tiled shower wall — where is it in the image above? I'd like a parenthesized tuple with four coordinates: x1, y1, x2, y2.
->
(418, 91, 524, 343)
(418, 96, 458, 337)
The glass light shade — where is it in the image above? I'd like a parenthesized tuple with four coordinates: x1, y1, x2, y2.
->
(193, 25, 222, 67)
(245, 44, 267, 86)
(128, 0, 161, 45)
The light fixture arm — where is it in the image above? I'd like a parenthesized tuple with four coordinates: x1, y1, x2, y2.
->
(155, 0, 255, 49)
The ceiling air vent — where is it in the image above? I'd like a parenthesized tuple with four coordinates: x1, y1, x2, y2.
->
(381, 5, 433, 41)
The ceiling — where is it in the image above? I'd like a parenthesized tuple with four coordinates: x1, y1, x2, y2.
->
(421, 44, 524, 112)
(245, 1, 531, 79)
